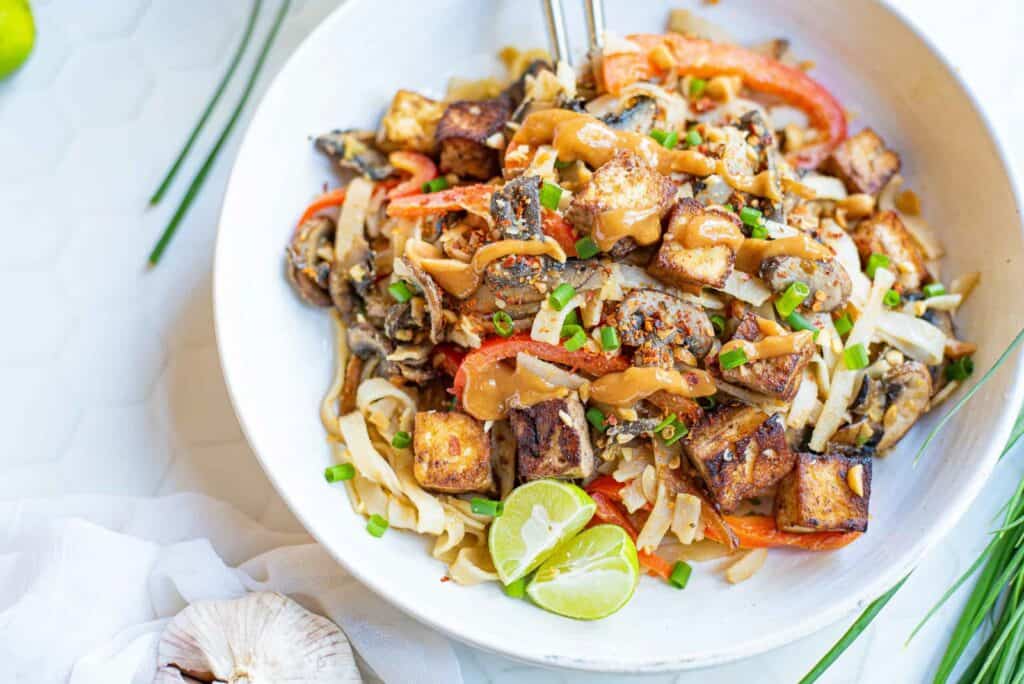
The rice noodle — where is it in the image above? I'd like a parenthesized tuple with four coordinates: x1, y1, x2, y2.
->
(671, 493, 703, 544)
(786, 371, 819, 430)
(715, 271, 772, 306)
(637, 480, 673, 552)
(531, 295, 583, 344)
(801, 173, 848, 200)
(876, 311, 947, 365)
(725, 548, 767, 584)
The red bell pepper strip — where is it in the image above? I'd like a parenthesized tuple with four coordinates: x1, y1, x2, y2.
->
(601, 34, 847, 168)
(386, 184, 494, 218)
(296, 187, 347, 227)
(589, 490, 674, 580)
(432, 343, 466, 377)
(387, 151, 438, 199)
(703, 514, 861, 551)
(541, 209, 579, 257)
(451, 333, 629, 401)
(586, 475, 626, 501)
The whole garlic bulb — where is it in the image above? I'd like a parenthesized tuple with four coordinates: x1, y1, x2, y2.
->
(156, 592, 361, 683)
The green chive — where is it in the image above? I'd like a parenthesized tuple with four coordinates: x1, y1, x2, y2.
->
(539, 182, 563, 210)
(653, 413, 678, 433)
(564, 310, 579, 327)
(391, 431, 412, 449)
(324, 463, 355, 483)
(147, 0, 291, 265)
(924, 282, 947, 298)
(719, 347, 748, 370)
(697, 396, 717, 410)
(739, 205, 763, 228)
(669, 561, 692, 589)
(775, 281, 811, 318)
(586, 407, 606, 432)
(787, 311, 821, 341)
(664, 420, 689, 446)
(504, 577, 527, 598)
(843, 343, 869, 370)
(685, 128, 702, 147)
(724, 203, 736, 213)
(422, 177, 449, 193)
(750, 223, 768, 239)
(883, 289, 901, 308)
(865, 252, 890, 278)
(366, 513, 389, 538)
(650, 129, 678, 149)
(689, 77, 707, 97)
(710, 314, 726, 335)
(600, 326, 620, 351)
(471, 497, 504, 517)
(563, 326, 587, 352)
(946, 356, 974, 381)
(549, 283, 576, 310)
(575, 236, 600, 259)
(833, 313, 854, 337)
(553, 158, 573, 170)
(388, 280, 414, 302)
(492, 311, 514, 337)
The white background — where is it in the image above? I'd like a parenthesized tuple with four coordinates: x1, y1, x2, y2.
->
(1, 0, 1021, 681)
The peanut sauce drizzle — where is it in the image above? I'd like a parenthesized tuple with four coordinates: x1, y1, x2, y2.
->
(587, 366, 716, 407)
(719, 316, 815, 361)
(461, 360, 568, 421)
(594, 206, 662, 251)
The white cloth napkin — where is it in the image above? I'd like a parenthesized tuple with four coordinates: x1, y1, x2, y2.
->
(0, 493, 463, 684)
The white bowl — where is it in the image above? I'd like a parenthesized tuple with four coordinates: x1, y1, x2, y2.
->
(214, 0, 1024, 672)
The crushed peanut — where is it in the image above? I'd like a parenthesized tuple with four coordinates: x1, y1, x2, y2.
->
(847, 464, 865, 497)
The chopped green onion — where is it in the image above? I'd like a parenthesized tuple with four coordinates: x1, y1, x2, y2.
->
(689, 78, 707, 97)
(422, 177, 449, 193)
(843, 343, 870, 370)
(388, 280, 413, 302)
(883, 289, 901, 308)
(719, 347, 749, 370)
(470, 497, 504, 517)
(724, 203, 736, 213)
(669, 561, 692, 589)
(685, 128, 702, 147)
(492, 311, 514, 337)
(324, 463, 355, 483)
(750, 223, 768, 239)
(946, 356, 974, 381)
(366, 513, 389, 538)
(650, 129, 678, 149)
(739, 205, 763, 228)
(563, 326, 587, 352)
(924, 282, 947, 298)
(586, 407, 606, 432)
(564, 310, 579, 327)
(787, 311, 821, 341)
(654, 413, 678, 433)
(391, 431, 412, 449)
(504, 578, 527, 598)
(865, 252, 890, 278)
(575, 236, 600, 259)
(553, 158, 573, 170)
(664, 421, 689, 446)
(600, 326, 620, 351)
(697, 395, 717, 410)
(710, 314, 726, 335)
(833, 312, 854, 337)
(539, 182, 563, 210)
(775, 281, 810, 318)
(548, 283, 576, 310)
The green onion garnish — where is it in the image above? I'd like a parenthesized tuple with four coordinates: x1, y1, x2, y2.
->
(689, 78, 707, 98)
(833, 313, 854, 337)
(685, 128, 702, 147)
(669, 561, 693, 589)
(391, 431, 412, 449)
(719, 347, 748, 370)
(865, 252, 890, 278)
(366, 513, 389, 538)
(710, 314, 726, 335)
(653, 413, 678, 433)
(324, 463, 355, 483)
(470, 497, 504, 517)
(575, 236, 600, 259)
(946, 356, 974, 381)
(539, 182, 563, 210)
(422, 177, 449, 193)
(750, 223, 768, 239)
(650, 129, 678, 149)
(924, 282, 947, 298)
(548, 283, 576, 310)
(775, 281, 811, 318)
(492, 311, 514, 337)
(563, 326, 587, 352)
(883, 289, 901, 308)
(698, 396, 717, 410)
(600, 326, 620, 351)
(553, 158, 573, 170)
(504, 578, 527, 598)
(843, 343, 870, 370)
(388, 280, 413, 302)
(663, 420, 689, 446)
(787, 311, 821, 341)
(563, 309, 579, 327)
(586, 407, 606, 432)
(724, 203, 736, 213)
(739, 205, 763, 228)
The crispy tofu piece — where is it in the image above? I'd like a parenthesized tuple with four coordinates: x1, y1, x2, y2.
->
(649, 199, 738, 289)
(435, 98, 511, 179)
(681, 403, 795, 512)
(822, 128, 901, 195)
(377, 90, 445, 154)
(775, 452, 871, 532)
(851, 210, 928, 291)
(509, 394, 595, 482)
(413, 411, 494, 494)
(565, 150, 675, 243)
(718, 313, 815, 400)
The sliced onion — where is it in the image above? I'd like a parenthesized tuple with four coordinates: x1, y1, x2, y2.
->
(714, 271, 772, 306)
(671, 493, 703, 545)
(515, 352, 587, 389)
(725, 548, 767, 584)
(876, 310, 947, 365)
(530, 294, 583, 345)
(800, 173, 848, 200)
(786, 370, 820, 430)
(637, 480, 673, 553)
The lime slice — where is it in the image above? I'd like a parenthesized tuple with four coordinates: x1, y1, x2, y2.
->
(526, 524, 639, 620)
(0, 0, 35, 80)
(489, 479, 596, 584)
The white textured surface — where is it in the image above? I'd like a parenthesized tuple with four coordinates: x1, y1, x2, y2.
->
(0, 0, 1020, 681)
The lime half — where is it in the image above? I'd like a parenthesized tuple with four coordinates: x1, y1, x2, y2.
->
(0, 0, 35, 80)
(526, 524, 639, 620)
(489, 479, 596, 584)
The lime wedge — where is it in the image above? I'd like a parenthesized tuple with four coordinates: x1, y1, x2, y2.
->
(526, 524, 639, 620)
(0, 0, 35, 80)
(488, 479, 596, 584)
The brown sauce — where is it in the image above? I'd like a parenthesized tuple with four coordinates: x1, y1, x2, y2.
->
(462, 361, 568, 421)
(671, 211, 745, 251)
(720, 329, 814, 362)
(734, 234, 832, 273)
(594, 206, 662, 251)
(587, 366, 716, 407)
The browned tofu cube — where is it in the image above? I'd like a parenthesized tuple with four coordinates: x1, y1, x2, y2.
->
(718, 313, 815, 400)
(821, 128, 901, 195)
(851, 210, 928, 291)
(565, 150, 675, 248)
(509, 394, 594, 482)
(775, 452, 871, 533)
(649, 200, 739, 289)
(413, 411, 494, 494)
(377, 89, 445, 154)
(681, 403, 796, 512)
(435, 98, 511, 179)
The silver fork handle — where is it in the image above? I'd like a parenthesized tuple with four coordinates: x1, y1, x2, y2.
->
(541, 0, 571, 65)
(583, 0, 605, 52)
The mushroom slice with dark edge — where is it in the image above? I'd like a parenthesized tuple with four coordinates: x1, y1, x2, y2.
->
(759, 255, 852, 313)
(490, 174, 543, 240)
(876, 360, 932, 451)
(285, 216, 334, 307)
(395, 256, 447, 344)
(615, 289, 716, 362)
(600, 95, 657, 135)
(314, 129, 393, 180)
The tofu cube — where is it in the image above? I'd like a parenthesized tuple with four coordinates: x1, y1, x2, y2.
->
(649, 199, 738, 289)
(509, 394, 595, 482)
(413, 411, 494, 494)
(435, 98, 511, 179)
(851, 210, 928, 291)
(822, 128, 901, 195)
(718, 313, 815, 400)
(377, 89, 445, 154)
(775, 452, 871, 532)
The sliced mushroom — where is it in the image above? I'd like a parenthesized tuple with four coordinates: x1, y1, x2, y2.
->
(396, 256, 446, 343)
(483, 257, 601, 306)
(615, 289, 716, 361)
(348, 322, 392, 360)
(601, 96, 657, 135)
(285, 216, 335, 307)
(490, 174, 543, 240)
(759, 255, 852, 312)
(315, 129, 393, 180)
(606, 418, 661, 442)
(877, 360, 932, 451)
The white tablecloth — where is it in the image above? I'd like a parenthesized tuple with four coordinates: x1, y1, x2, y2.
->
(1, 0, 1021, 681)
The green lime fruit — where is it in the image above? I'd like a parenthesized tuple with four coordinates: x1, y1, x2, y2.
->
(0, 0, 35, 80)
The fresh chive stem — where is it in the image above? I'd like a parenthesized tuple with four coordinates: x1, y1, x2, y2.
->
(148, 0, 292, 265)
(149, 0, 263, 205)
